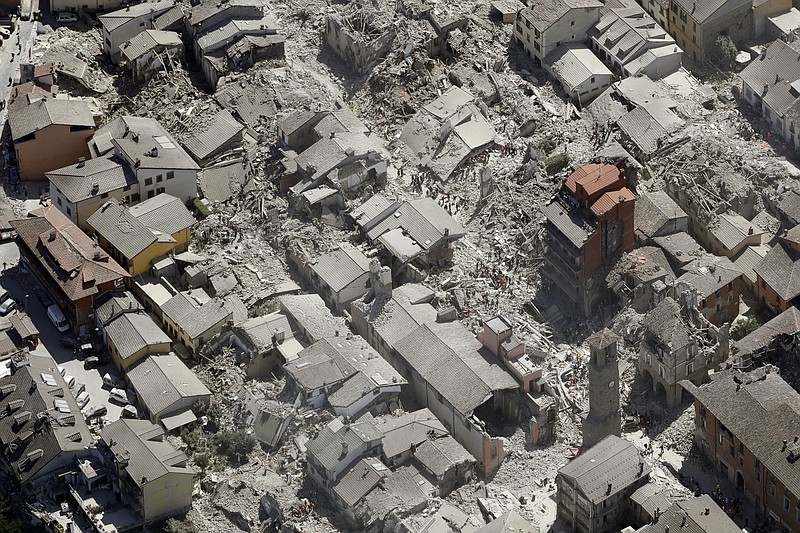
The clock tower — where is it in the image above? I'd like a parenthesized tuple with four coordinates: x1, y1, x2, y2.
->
(582, 328, 622, 448)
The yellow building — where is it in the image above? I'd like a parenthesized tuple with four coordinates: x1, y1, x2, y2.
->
(101, 419, 197, 524)
(87, 194, 195, 275)
(104, 311, 172, 370)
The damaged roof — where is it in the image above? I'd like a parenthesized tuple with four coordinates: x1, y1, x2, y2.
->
(366, 198, 466, 252)
(642, 297, 691, 350)
(734, 307, 800, 358)
(183, 109, 244, 162)
(120, 30, 182, 62)
(306, 417, 382, 473)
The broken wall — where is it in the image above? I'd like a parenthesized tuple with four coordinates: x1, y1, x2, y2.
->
(324, 11, 396, 75)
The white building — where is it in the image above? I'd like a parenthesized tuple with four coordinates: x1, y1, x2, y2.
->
(99, 1, 182, 62)
(546, 44, 612, 105)
(513, 0, 603, 62)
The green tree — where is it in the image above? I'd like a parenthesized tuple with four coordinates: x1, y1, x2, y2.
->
(0, 494, 22, 533)
(194, 454, 210, 472)
(715, 34, 738, 68)
(730, 316, 759, 341)
(212, 430, 256, 464)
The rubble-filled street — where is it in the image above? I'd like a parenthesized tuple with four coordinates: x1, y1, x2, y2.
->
(1, 0, 800, 532)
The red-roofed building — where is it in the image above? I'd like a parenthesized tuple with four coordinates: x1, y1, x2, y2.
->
(540, 163, 636, 315)
(10, 206, 130, 332)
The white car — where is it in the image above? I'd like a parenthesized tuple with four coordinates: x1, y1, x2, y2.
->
(102, 373, 124, 389)
(0, 298, 16, 315)
(75, 391, 89, 409)
(109, 388, 129, 404)
(63, 374, 76, 388)
(56, 12, 78, 23)
(58, 366, 66, 376)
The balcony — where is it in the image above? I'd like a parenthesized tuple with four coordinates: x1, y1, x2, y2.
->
(544, 237, 582, 274)
(542, 263, 580, 303)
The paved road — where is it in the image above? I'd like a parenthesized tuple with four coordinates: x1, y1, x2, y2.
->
(0, 242, 126, 425)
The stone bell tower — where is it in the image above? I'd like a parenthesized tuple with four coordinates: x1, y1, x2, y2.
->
(582, 328, 622, 448)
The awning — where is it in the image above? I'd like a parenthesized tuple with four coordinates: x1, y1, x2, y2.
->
(161, 409, 197, 432)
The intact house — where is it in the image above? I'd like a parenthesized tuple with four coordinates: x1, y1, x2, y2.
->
(705, 212, 764, 259)
(47, 156, 140, 230)
(778, 187, 800, 228)
(352, 195, 466, 279)
(588, 6, 681, 79)
(306, 243, 372, 312)
(7, 94, 94, 181)
(10, 207, 129, 333)
(539, 163, 636, 315)
(731, 306, 800, 368)
(740, 39, 800, 152)
(352, 282, 519, 477)
(545, 43, 612, 106)
(513, 0, 603, 63)
(283, 334, 405, 417)
(88, 116, 199, 204)
(119, 30, 184, 83)
(0, 353, 93, 497)
(638, 297, 725, 408)
(101, 305, 171, 371)
(99, 419, 196, 523)
(52, 0, 124, 14)
(160, 290, 232, 355)
(126, 353, 211, 432)
(185, 0, 284, 91)
(754, 226, 800, 315)
(86, 195, 194, 275)
(99, 1, 183, 62)
(681, 366, 800, 529)
(557, 435, 650, 533)
(279, 293, 349, 345)
(633, 190, 688, 244)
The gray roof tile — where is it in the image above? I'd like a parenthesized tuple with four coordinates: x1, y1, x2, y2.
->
(104, 312, 171, 361)
(127, 354, 211, 418)
(121, 30, 182, 62)
(99, 0, 177, 32)
(9, 97, 94, 140)
(310, 243, 371, 293)
(127, 193, 194, 236)
(183, 109, 244, 162)
(47, 157, 138, 204)
(753, 240, 800, 301)
(87, 200, 160, 261)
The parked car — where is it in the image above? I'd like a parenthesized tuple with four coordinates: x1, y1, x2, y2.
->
(84, 356, 101, 370)
(0, 298, 16, 315)
(83, 404, 106, 419)
(80, 343, 99, 358)
(75, 391, 89, 409)
(121, 405, 139, 419)
(58, 366, 65, 376)
(102, 373, 124, 389)
(47, 304, 69, 332)
(56, 12, 77, 23)
(71, 381, 85, 397)
(36, 290, 53, 308)
(63, 374, 76, 387)
(109, 388, 129, 404)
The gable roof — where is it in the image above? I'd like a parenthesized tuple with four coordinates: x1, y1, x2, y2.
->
(734, 307, 800, 358)
(366, 198, 466, 251)
(101, 419, 194, 487)
(634, 191, 686, 239)
(394, 322, 517, 414)
(673, 0, 750, 24)
(10, 207, 129, 303)
(753, 241, 800, 301)
(108, 116, 199, 171)
(120, 29, 182, 62)
(375, 408, 448, 458)
(682, 367, 800, 499)
(558, 435, 649, 503)
(8, 97, 94, 140)
(740, 39, 800, 117)
(591, 7, 677, 73)
(709, 213, 762, 252)
(46, 157, 138, 204)
(519, 0, 602, 32)
(104, 312, 171, 362)
(565, 163, 623, 198)
(0, 354, 93, 483)
(333, 458, 388, 507)
(183, 109, 244, 162)
(306, 418, 383, 473)
(547, 44, 611, 92)
(473, 509, 539, 533)
(779, 188, 800, 223)
(127, 193, 195, 236)
(676, 254, 741, 298)
(99, 0, 177, 32)
(161, 292, 230, 340)
(127, 354, 211, 418)
(87, 200, 162, 261)
(95, 290, 143, 325)
(310, 243, 371, 293)
(642, 297, 690, 350)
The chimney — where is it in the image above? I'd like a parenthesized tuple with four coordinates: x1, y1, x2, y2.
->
(783, 439, 789, 452)
(341, 442, 348, 457)
(748, 226, 754, 235)
(48, 230, 56, 241)
(606, 482, 612, 495)
(132, 132, 139, 142)
(77, 157, 85, 168)
(91, 183, 99, 195)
